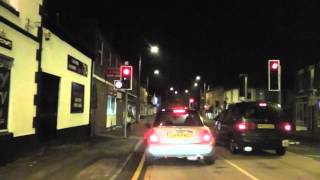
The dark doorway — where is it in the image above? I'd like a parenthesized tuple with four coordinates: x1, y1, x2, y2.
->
(36, 73, 60, 141)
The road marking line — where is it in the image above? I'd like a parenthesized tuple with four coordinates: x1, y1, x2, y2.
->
(110, 140, 142, 180)
(224, 159, 260, 180)
(131, 153, 146, 180)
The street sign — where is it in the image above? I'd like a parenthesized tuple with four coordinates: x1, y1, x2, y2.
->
(106, 67, 120, 78)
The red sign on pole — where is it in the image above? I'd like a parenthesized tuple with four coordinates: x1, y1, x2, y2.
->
(106, 68, 120, 78)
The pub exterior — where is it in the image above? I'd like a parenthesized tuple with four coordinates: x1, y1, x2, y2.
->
(0, 0, 93, 149)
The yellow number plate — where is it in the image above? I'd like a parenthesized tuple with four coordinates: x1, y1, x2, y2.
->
(257, 124, 275, 129)
(168, 131, 193, 139)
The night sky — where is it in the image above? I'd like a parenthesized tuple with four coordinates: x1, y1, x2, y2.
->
(46, 0, 320, 93)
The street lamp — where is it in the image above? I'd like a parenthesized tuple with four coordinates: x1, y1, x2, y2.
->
(150, 45, 159, 54)
(194, 82, 198, 87)
(175, 90, 178, 95)
(196, 76, 201, 81)
(137, 45, 160, 123)
(185, 89, 189, 94)
(170, 87, 174, 91)
(154, 69, 160, 75)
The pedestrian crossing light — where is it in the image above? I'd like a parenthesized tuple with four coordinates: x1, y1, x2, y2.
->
(119, 65, 133, 90)
(268, 60, 281, 91)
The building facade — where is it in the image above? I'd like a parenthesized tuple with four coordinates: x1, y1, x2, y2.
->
(295, 63, 320, 138)
(0, 0, 93, 146)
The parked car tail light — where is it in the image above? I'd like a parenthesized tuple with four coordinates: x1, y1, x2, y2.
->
(199, 129, 214, 144)
(235, 122, 256, 131)
(278, 122, 292, 132)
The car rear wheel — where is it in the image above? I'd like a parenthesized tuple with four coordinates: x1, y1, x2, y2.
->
(229, 138, 239, 154)
(203, 155, 215, 165)
(275, 147, 286, 156)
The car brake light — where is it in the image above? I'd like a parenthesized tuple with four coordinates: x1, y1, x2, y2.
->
(284, 124, 291, 131)
(199, 130, 214, 144)
(173, 109, 186, 114)
(235, 122, 256, 131)
(278, 122, 292, 132)
(146, 129, 160, 144)
(150, 134, 159, 142)
(259, 102, 267, 107)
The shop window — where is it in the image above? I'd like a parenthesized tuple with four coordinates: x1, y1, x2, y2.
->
(107, 95, 116, 115)
(70, 82, 84, 113)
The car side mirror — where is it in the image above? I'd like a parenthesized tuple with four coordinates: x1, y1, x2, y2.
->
(145, 123, 151, 129)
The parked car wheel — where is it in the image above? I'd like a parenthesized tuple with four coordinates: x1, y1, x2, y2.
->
(275, 147, 286, 156)
(229, 138, 239, 154)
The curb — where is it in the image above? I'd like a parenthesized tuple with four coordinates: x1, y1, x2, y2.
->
(110, 139, 143, 180)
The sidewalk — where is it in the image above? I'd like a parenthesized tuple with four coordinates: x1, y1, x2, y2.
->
(0, 120, 151, 180)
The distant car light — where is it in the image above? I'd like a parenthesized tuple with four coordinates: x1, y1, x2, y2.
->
(259, 102, 267, 107)
(173, 109, 186, 114)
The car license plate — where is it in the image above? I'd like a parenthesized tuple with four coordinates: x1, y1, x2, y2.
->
(257, 124, 275, 129)
(282, 140, 289, 147)
(167, 130, 193, 139)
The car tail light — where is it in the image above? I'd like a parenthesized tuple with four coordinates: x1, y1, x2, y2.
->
(278, 122, 292, 132)
(146, 129, 160, 144)
(173, 109, 186, 114)
(235, 122, 256, 131)
(199, 129, 214, 144)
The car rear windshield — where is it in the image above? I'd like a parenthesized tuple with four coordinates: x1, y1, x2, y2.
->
(154, 111, 203, 127)
(240, 104, 283, 121)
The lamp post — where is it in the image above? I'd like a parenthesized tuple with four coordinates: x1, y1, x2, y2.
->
(136, 45, 159, 123)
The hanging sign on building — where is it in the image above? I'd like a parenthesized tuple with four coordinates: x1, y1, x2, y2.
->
(67, 55, 88, 77)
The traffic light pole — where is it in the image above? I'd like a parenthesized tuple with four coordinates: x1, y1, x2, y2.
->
(124, 90, 128, 138)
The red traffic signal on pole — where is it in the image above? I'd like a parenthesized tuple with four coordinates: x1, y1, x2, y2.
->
(189, 98, 195, 103)
(119, 65, 133, 90)
(268, 60, 281, 91)
(120, 66, 132, 78)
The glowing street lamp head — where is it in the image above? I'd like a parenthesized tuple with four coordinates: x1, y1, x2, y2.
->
(194, 82, 198, 87)
(196, 76, 201, 81)
(174, 90, 178, 95)
(185, 89, 189, 93)
(154, 69, 160, 75)
(170, 87, 174, 91)
(150, 46, 159, 54)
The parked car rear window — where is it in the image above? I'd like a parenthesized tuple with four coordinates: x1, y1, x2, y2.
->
(154, 111, 203, 127)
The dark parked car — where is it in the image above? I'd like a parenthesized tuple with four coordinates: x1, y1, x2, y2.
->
(214, 102, 292, 155)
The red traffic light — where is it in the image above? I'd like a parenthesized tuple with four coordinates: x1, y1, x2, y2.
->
(271, 62, 279, 70)
(269, 60, 280, 70)
(120, 66, 132, 78)
(189, 98, 195, 103)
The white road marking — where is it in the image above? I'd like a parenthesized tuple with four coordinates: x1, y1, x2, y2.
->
(223, 159, 260, 180)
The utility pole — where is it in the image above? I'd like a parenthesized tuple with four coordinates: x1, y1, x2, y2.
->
(136, 56, 142, 123)
(239, 74, 248, 101)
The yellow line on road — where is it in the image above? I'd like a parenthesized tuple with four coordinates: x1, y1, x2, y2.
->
(224, 159, 260, 180)
(131, 153, 146, 180)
